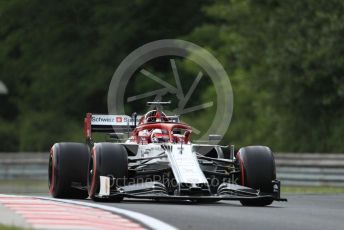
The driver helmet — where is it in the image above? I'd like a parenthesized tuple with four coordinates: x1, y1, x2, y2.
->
(151, 129, 168, 143)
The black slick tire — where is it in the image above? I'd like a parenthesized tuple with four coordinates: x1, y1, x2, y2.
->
(49, 143, 90, 198)
(236, 146, 276, 206)
(88, 143, 128, 202)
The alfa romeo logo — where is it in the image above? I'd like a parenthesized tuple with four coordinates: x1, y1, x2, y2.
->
(107, 39, 233, 144)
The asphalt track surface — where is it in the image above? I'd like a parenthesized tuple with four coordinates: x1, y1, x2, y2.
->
(79, 194, 344, 230)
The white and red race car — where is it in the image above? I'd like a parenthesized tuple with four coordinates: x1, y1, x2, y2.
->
(49, 101, 286, 206)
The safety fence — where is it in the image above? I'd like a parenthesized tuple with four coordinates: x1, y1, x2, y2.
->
(274, 153, 344, 187)
(1, 153, 344, 187)
(0, 153, 48, 180)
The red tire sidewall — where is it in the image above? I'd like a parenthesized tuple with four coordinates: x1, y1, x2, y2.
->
(49, 146, 56, 195)
(88, 147, 98, 197)
(237, 151, 246, 186)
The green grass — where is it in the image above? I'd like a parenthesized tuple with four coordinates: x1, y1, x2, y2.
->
(0, 180, 47, 194)
(282, 186, 344, 194)
(0, 225, 26, 230)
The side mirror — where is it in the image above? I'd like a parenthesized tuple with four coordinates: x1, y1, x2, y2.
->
(184, 130, 191, 143)
(208, 134, 222, 141)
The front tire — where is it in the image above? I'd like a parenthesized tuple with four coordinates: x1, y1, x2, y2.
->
(88, 143, 128, 202)
(237, 146, 276, 206)
(49, 143, 90, 198)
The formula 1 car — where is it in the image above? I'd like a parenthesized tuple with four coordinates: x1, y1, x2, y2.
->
(49, 101, 287, 206)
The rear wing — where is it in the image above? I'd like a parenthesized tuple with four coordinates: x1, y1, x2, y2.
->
(84, 113, 138, 139)
(84, 113, 181, 139)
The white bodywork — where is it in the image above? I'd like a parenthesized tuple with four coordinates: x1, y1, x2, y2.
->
(135, 143, 208, 185)
(168, 145, 208, 185)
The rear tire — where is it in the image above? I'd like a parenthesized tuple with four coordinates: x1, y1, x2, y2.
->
(88, 143, 128, 202)
(49, 143, 90, 198)
(237, 146, 276, 206)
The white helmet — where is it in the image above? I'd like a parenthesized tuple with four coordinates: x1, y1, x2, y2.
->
(151, 129, 162, 135)
(151, 129, 167, 143)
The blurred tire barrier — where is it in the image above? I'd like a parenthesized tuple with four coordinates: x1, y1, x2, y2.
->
(1, 153, 344, 187)
(275, 153, 344, 187)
